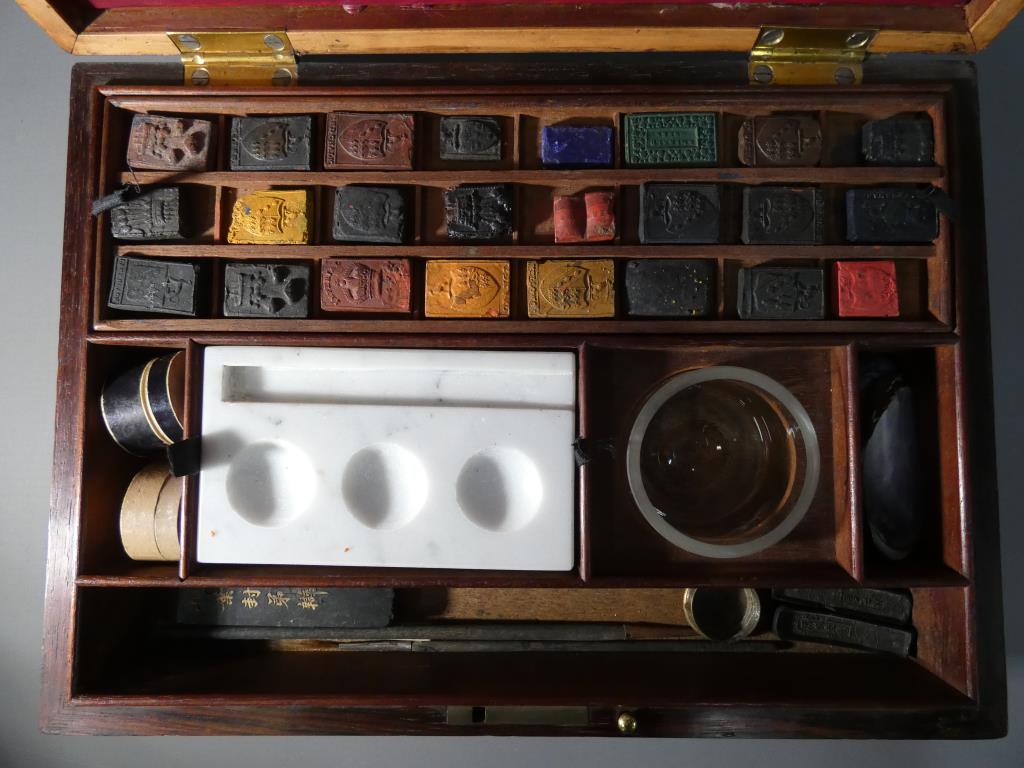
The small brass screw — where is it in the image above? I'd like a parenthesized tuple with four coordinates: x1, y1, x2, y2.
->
(617, 711, 638, 735)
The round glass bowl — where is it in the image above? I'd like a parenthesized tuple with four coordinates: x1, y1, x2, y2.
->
(626, 366, 820, 559)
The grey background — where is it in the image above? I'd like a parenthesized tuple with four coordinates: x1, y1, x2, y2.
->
(0, 3, 1019, 764)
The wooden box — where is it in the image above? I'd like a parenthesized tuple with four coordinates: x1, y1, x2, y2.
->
(21, 0, 1009, 738)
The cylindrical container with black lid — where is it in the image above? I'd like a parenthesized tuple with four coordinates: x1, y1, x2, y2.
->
(100, 351, 185, 455)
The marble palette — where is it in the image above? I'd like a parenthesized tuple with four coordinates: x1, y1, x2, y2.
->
(197, 346, 577, 570)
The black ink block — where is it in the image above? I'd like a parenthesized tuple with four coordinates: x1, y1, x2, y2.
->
(440, 116, 503, 161)
(773, 607, 913, 656)
(771, 588, 912, 626)
(110, 186, 187, 241)
(625, 259, 715, 317)
(333, 186, 408, 244)
(176, 587, 394, 629)
(741, 186, 824, 245)
(862, 118, 934, 166)
(230, 115, 313, 171)
(444, 183, 514, 241)
(108, 255, 202, 316)
(846, 187, 940, 243)
(738, 266, 825, 320)
(639, 183, 720, 244)
(223, 263, 310, 318)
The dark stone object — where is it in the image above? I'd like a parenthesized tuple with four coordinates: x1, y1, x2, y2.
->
(862, 118, 934, 166)
(773, 607, 913, 656)
(108, 255, 201, 316)
(738, 114, 822, 167)
(771, 588, 912, 625)
(440, 116, 503, 161)
(741, 186, 824, 245)
(176, 587, 395, 629)
(223, 263, 310, 318)
(846, 188, 940, 243)
(640, 183, 720, 244)
(101, 352, 184, 455)
(860, 358, 925, 560)
(333, 186, 407, 244)
(444, 183, 514, 241)
(230, 115, 313, 171)
(738, 266, 825, 320)
(110, 186, 187, 241)
(625, 259, 715, 317)
(540, 125, 613, 167)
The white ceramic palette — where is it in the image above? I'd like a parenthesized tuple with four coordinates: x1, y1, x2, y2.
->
(197, 346, 577, 570)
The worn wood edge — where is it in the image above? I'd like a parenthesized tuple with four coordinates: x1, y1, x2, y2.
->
(70, 27, 976, 57)
(14, 0, 78, 52)
(967, 0, 1024, 48)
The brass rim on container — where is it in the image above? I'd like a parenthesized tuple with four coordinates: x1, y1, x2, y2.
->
(682, 587, 761, 642)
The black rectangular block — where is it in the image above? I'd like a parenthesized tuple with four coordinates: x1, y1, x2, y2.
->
(773, 607, 913, 656)
(223, 262, 310, 318)
(625, 259, 715, 317)
(741, 186, 824, 245)
(639, 183, 721, 244)
(107, 255, 202, 316)
(110, 186, 187, 241)
(333, 185, 408, 244)
(771, 588, 912, 625)
(444, 183, 514, 241)
(738, 266, 825, 320)
(230, 115, 313, 171)
(440, 116, 503, 161)
(862, 118, 934, 166)
(176, 587, 394, 629)
(846, 187, 940, 243)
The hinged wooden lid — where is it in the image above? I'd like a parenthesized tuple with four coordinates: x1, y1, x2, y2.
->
(15, 0, 1023, 57)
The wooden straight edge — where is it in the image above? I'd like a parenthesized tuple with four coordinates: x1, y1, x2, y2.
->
(967, 0, 1024, 48)
(70, 26, 977, 56)
(14, 0, 77, 52)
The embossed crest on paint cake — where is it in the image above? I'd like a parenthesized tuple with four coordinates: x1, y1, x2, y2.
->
(440, 116, 503, 161)
(230, 116, 312, 171)
(110, 186, 187, 241)
(862, 118, 934, 166)
(425, 260, 510, 318)
(526, 259, 615, 318)
(108, 255, 201, 316)
(444, 183, 514, 241)
(640, 183, 720, 244)
(738, 266, 825, 320)
(324, 112, 415, 169)
(834, 260, 900, 317)
(625, 259, 715, 318)
(741, 187, 824, 245)
(227, 190, 310, 245)
(127, 114, 213, 171)
(333, 186, 407, 244)
(845, 187, 939, 243)
(623, 112, 717, 167)
(738, 115, 821, 167)
(321, 258, 412, 313)
(223, 263, 310, 318)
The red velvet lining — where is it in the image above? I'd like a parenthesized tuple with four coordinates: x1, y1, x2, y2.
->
(87, 0, 968, 10)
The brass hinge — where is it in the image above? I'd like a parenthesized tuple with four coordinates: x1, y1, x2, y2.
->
(749, 27, 877, 86)
(169, 32, 298, 87)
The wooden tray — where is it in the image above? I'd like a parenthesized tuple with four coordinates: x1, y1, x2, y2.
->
(38, 60, 1005, 738)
